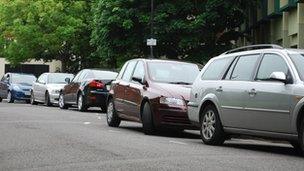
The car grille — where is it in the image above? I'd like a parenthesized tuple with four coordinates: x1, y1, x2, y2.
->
(22, 89, 30, 91)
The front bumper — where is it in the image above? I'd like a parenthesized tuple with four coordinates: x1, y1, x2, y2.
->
(152, 105, 197, 130)
(49, 93, 60, 104)
(12, 90, 31, 100)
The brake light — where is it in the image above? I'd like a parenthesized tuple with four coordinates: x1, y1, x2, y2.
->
(89, 80, 104, 89)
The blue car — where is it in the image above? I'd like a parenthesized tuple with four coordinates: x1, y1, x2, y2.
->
(0, 73, 37, 103)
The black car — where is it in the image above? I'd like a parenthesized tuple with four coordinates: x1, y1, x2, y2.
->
(58, 69, 118, 112)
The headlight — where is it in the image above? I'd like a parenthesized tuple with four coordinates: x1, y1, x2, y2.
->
(159, 97, 185, 106)
(13, 85, 21, 91)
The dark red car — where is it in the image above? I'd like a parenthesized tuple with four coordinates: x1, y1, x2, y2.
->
(59, 69, 118, 112)
(106, 59, 200, 134)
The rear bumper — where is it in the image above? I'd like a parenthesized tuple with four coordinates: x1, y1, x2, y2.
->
(85, 91, 108, 108)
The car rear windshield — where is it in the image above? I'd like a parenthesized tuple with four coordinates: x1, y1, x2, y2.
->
(11, 74, 36, 85)
(91, 70, 118, 80)
(48, 73, 74, 84)
(147, 61, 200, 84)
(290, 53, 304, 81)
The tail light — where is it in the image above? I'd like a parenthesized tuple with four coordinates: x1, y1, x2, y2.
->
(89, 80, 104, 89)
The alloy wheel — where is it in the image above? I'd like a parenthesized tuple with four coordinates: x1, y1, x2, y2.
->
(107, 101, 114, 123)
(202, 110, 216, 140)
(78, 95, 83, 111)
(59, 94, 64, 108)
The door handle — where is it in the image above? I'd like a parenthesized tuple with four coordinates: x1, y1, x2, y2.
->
(248, 89, 257, 96)
(215, 86, 223, 92)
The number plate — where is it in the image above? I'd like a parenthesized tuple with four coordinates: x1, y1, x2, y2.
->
(25, 91, 31, 96)
(106, 85, 111, 90)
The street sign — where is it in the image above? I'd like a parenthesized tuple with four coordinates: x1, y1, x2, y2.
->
(147, 38, 157, 46)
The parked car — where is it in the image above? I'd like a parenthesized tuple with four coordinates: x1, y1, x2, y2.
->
(188, 44, 304, 154)
(58, 69, 118, 112)
(0, 73, 36, 103)
(106, 59, 200, 134)
(30, 73, 74, 106)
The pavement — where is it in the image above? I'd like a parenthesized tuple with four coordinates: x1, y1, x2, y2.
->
(0, 101, 303, 171)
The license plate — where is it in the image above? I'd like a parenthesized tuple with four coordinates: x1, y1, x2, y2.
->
(25, 91, 31, 96)
(106, 85, 111, 90)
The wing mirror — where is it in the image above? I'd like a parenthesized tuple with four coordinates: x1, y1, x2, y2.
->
(65, 78, 71, 84)
(132, 76, 146, 85)
(270, 72, 287, 83)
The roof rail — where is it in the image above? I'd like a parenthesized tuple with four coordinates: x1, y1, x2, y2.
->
(221, 44, 283, 55)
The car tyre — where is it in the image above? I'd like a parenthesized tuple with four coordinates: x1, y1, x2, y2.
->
(45, 92, 52, 107)
(0, 97, 2, 102)
(298, 117, 304, 156)
(59, 93, 68, 109)
(142, 102, 155, 135)
(30, 91, 38, 105)
(7, 91, 14, 103)
(106, 98, 121, 127)
(77, 93, 87, 112)
(200, 104, 225, 145)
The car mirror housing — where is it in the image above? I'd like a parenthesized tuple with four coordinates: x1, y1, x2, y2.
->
(132, 76, 145, 85)
(65, 78, 71, 84)
(270, 72, 287, 83)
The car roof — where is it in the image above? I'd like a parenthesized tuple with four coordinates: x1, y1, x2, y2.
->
(8, 73, 35, 76)
(132, 58, 199, 66)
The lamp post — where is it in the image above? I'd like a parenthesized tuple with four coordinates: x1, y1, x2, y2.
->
(150, 0, 154, 58)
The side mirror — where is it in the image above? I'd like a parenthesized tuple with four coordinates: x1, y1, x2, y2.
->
(132, 76, 145, 85)
(65, 78, 71, 84)
(270, 72, 287, 83)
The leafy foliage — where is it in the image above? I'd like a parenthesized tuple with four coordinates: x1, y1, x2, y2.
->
(91, 0, 256, 67)
(0, 0, 95, 72)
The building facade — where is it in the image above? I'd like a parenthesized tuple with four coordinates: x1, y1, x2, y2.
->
(238, 0, 304, 48)
(0, 58, 62, 77)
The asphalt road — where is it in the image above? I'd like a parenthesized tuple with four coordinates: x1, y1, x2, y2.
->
(0, 101, 304, 171)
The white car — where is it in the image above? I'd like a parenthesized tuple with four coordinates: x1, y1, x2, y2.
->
(31, 73, 74, 106)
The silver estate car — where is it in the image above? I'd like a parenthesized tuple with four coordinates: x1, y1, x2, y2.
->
(188, 45, 304, 154)
(31, 73, 74, 106)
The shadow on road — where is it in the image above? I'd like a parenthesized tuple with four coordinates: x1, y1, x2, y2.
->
(223, 141, 303, 157)
(118, 125, 201, 139)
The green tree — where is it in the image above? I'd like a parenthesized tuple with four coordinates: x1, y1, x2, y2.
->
(91, 0, 256, 67)
(0, 0, 96, 72)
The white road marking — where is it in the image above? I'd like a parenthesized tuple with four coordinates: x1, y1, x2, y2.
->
(169, 140, 187, 145)
(83, 122, 91, 125)
(108, 130, 120, 133)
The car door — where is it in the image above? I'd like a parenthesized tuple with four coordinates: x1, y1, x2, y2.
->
(115, 60, 137, 117)
(35, 74, 47, 101)
(124, 61, 145, 120)
(244, 53, 293, 133)
(112, 62, 128, 114)
(64, 70, 83, 103)
(218, 54, 261, 128)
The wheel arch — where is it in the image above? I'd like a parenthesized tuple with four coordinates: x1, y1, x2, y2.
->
(198, 94, 221, 123)
(140, 97, 150, 121)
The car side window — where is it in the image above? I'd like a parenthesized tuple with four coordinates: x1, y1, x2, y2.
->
(117, 62, 128, 80)
(201, 57, 232, 80)
(122, 61, 137, 81)
(132, 61, 145, 81)
(78, 71, 88, 82)
(256, 54, 288, 80)
(38, 74, 47, 84)
(230, 54, 260, 81)
(72, 71, 83, 83)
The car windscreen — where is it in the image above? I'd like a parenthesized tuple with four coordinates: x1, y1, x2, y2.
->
(147, 61, 200, 84)
(11, 74, 36, 85)
(290, 53, 304, 81)
(48, 73, 74, 84)
(90, 70, 118, 80)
